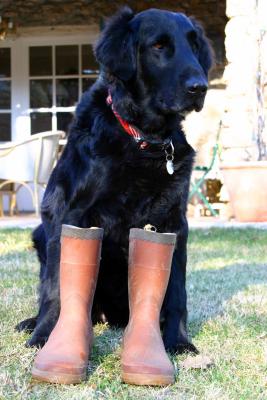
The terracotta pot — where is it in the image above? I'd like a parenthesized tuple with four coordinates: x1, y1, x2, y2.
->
(220, 161, 267, 222)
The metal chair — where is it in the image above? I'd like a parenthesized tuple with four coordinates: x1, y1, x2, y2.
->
(188, 121, 222, 217)
(0, 131, 64, 216)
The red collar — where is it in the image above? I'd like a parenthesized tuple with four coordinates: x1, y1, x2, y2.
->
(106, 93, 148, 149)
(106, 91, 176, 175)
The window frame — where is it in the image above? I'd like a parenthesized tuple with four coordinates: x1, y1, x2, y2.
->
(0, 47, 12, 142)
(0, 29, 99, 142)
(28, 43, 99, 134)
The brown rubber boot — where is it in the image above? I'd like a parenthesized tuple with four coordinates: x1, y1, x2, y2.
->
(121, 227, 177, 386)
(32, 225, 104, 384)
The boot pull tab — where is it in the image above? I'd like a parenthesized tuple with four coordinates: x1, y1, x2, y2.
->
(144, 224, 157, 232)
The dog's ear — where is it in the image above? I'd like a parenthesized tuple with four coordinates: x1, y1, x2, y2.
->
(190, 18, 214, 75)
(94, 7, 136, 81)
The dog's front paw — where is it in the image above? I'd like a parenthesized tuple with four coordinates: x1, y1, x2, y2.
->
(15, 317, 37, 333)
(164, 339, 199, 355)
(26, 334, 48, 348)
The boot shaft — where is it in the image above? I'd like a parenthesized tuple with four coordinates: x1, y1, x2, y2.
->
(59, 225, 104, 313)
(128, 228, 176, 320)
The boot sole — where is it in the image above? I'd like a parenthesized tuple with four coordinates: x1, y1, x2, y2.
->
(32, 366, 86, 384)
(122, 371, 174, 386)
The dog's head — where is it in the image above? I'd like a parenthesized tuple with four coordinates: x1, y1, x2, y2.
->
(95, 7, 213, 133)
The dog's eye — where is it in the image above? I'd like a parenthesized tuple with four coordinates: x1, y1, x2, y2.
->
(191, 41, 199, 54)
(188, 31, 199, 54)
(152, 42, 165, 50)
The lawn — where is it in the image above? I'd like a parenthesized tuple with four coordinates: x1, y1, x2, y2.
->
(0, 228, 267, 400)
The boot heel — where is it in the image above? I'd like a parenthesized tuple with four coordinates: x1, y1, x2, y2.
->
(122, 370, 174, 386)
(32, 366, 87, 385)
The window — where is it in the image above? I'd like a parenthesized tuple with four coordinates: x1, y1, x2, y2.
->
(29, 44, 99, 134)
(0, 48, 11, 141)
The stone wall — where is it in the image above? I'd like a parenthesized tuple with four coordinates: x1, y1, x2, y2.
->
(221, 0, 267, 161)
(0, 0, 226, 40)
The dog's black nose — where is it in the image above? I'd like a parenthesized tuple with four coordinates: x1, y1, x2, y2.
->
(185, 79, 208, 96)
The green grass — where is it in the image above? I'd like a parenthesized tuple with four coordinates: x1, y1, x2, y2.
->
(0, 228, 267, 400)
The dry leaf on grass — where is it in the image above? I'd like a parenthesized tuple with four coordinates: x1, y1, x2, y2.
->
(180, 354, 214, 370)
(258, 332, 267, 340)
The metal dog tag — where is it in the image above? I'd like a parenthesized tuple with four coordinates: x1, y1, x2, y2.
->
(166, 159, 174, 175)
(165, 141, 175, 175)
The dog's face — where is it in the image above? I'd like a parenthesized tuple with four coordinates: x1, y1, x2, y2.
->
(95, 7, 213, 125)
(135, 10, 211, 115)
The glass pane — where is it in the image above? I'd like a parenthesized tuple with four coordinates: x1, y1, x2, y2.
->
(56, 79, 78, 107)
(0, 113, 11, 141)
(0, 48, 11, 78)
(56, 46, 78, 75)
(82, 78, 95, 93)
(57, 112, 73, 133)
(30, 46, 52, 76)
(0, 81, 11, 109)
(30, 79, 52, 108)
(82, 45, 99, 75)
(31, 112, 52, 135)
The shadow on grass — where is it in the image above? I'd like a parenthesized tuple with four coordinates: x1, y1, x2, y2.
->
(187, 262, 267, 337)
(89, 326, 122, 375)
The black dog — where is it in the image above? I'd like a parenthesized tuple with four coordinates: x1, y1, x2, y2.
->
(17, 7, 212, 354)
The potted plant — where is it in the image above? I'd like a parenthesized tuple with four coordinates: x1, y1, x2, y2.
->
(220, 1, 267, 222)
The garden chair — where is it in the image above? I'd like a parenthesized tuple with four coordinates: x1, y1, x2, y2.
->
(188, 121, 222, 217)
(0, 131, 64, 216)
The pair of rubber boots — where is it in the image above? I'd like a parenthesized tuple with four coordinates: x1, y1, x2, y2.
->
(32, 224, 177, 386)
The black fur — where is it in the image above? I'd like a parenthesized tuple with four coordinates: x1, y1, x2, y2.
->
(16, 7, 212, 353)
